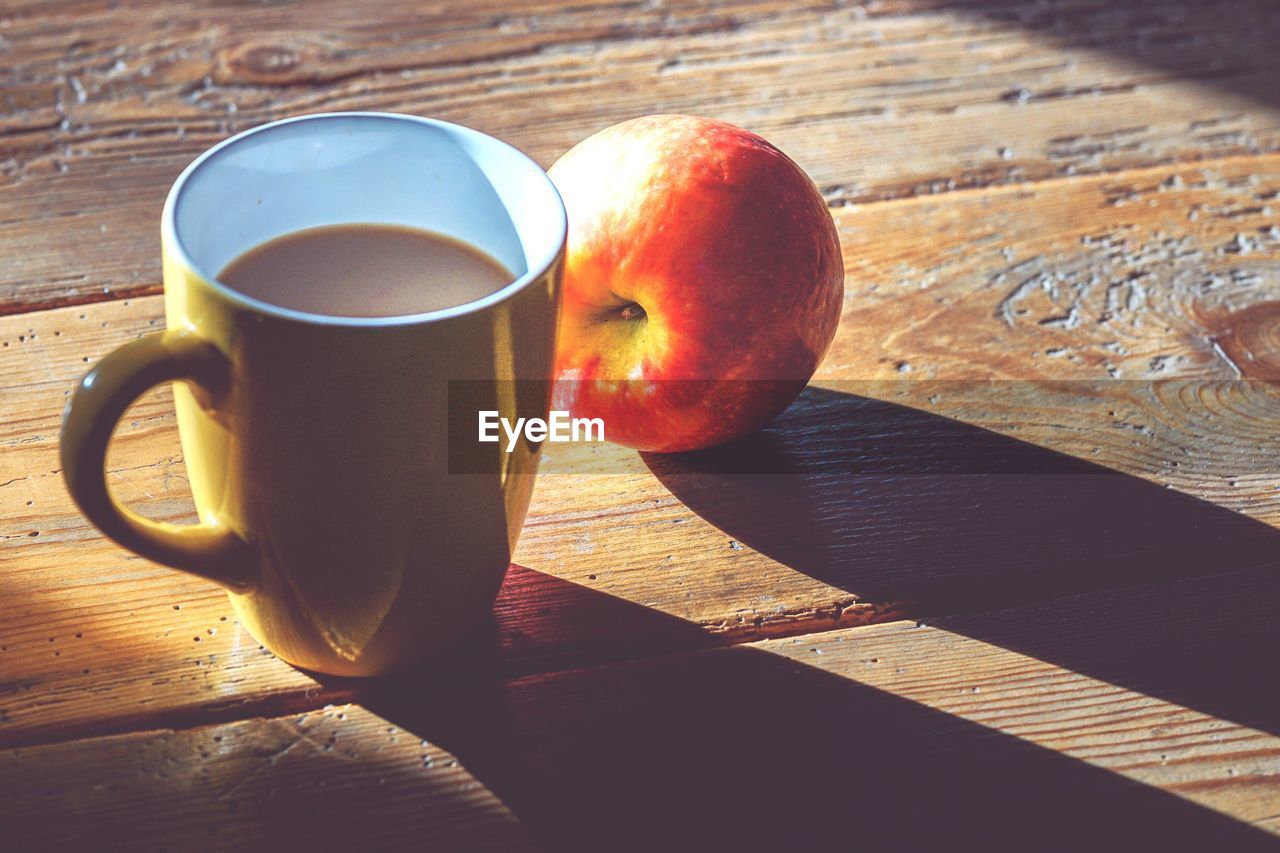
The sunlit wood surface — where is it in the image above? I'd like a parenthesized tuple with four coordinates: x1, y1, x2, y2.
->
(1, 0, 1278, 848)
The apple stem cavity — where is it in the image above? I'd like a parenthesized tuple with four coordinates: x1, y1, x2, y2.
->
(597, 301, 647, 324)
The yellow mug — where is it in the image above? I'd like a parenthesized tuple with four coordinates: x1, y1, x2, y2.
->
(60, 113, 566, 676)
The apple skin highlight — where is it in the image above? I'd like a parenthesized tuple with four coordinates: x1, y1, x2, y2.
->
(549, 114, 845, 453)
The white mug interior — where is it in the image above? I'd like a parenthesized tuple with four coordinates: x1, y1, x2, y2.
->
(162, 112, 566, 324)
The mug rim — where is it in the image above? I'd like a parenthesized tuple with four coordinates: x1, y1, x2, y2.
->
(160, 112, 567, 328)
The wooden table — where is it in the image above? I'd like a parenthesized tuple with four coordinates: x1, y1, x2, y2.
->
(3, 1, 1279, 848)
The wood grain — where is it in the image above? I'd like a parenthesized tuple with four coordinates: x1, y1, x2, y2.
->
(0, 705, 532, 850)
(3, 0, 1280, 840)
(2, 565, 1276, 848)
(454, 563, 1280, 847)
(2, 0, 1279, 313)
(828, 153, 1280, 384)
(2, 154, 1278, 748)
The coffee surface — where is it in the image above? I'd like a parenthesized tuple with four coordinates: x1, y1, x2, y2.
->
(218, 223, 513, 317)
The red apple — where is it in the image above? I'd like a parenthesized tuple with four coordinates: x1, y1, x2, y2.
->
(549, 114, 844, 453)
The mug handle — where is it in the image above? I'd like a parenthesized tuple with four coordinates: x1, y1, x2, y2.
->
(60, 329, 257, 591)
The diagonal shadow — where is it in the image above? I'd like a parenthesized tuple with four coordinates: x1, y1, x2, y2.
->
(643, 384, 1280, 738)
(332, 383, 1280, 848)
(346, 570, 1279, 851)
(941, 0, 1280, 112)
(322, 4, 1280, 838)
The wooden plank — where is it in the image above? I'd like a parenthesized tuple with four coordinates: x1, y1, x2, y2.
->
(3, 153, 1279, 745)
(3, 0, 1280, 312)
(471, 562, 1280, 848)
(828, 154, 1280, 383)
(462, 564, 1280, 848)
(3, 565, 1277, 848)
(0, 705, 532, 850)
